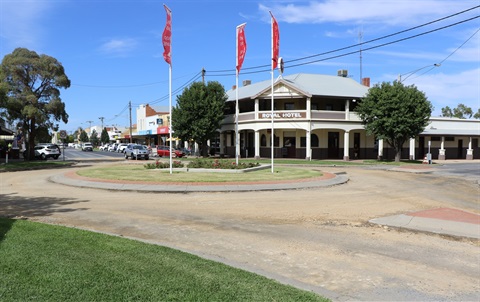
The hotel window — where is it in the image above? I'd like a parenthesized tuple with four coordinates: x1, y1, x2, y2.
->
(284, 103, 295, 110)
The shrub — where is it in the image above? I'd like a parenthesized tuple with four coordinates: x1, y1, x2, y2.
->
(187, 159, 260, 169)
(144, 160, 184, 169)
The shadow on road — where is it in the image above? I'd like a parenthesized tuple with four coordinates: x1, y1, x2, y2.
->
(0, 193, 90, 218)
(0, 193, 89, 244)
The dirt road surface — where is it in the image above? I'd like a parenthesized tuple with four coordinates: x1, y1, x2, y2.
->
(1, 164, 479, 301)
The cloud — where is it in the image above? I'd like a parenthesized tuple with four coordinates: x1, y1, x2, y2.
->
(381, 68, 480, 114)
(99, 38, 138, 57)
(260, 1, 477, 26)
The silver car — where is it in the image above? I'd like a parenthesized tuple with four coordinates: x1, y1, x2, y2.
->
(124, 144, 149, 160)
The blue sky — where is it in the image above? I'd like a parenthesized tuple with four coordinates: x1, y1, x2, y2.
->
(1, 0, 479, 133)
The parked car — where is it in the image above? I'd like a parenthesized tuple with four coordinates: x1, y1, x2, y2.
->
(82, 142, 93, 151)
(108, 143, 118, 152)
(156, 146, 185, 158)
(99, 144, 109, 151)
(34, 144, 60, 160)
(117, 143, 128, 153)
(124, 144, 149, 160)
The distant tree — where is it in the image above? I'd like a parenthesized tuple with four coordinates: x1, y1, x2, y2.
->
(0, 48, 70, 159)
(79, 130, 89, 142)
(101, 128, 110, 144)
(90, 129, 99, 146)
(474, 109, 480, 120)
(172, 81, 227, 157)
(441, 103, 473, 119)
(441, 106, 452, 117)
(356, 81, 432, 162)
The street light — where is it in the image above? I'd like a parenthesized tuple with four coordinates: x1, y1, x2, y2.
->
(398, 63, 441, 83)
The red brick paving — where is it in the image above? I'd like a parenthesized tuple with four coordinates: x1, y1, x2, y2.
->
(407, 208, 480, 225)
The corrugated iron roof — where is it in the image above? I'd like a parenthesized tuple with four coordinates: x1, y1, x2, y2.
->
(226, 73, 369, 101)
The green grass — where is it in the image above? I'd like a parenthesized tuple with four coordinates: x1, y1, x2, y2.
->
(77, 164, 324, 183)
(0, 218, 329, 302)
(0, 160, 74, 171)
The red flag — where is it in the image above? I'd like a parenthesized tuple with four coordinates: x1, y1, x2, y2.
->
(270, 12, 279, 70)
(162, 5, 172, 65)
(236, 23, 247, 74)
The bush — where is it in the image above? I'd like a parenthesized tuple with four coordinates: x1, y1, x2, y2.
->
(144, 160, 184, 169)
(187, 159, 260, 169)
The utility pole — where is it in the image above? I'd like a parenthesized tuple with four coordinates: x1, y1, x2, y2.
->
(201, 68, 205, 84)
(359, 29, 363, 84)
(86, 120, 93, 135)
(129, 101, 133, 143)
(98, 117, 105, 129)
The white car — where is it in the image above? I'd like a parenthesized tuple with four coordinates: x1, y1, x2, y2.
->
(108, 143, 118, 152)
(117, 143, 128, 153)
(34, 144, 61, 160)
(81, 142, 93, 151)
(99, 144, 109, 151)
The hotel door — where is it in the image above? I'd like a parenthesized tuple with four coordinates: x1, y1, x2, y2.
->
(328, 132, 339, 159)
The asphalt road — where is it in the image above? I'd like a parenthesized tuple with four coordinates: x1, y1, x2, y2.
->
(1, 159, 479, 301)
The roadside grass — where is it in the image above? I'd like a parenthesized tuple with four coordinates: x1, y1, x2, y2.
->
(0, 218, 329, 302)
(77, 164, 324, 183)
(0, 160, 74, 172)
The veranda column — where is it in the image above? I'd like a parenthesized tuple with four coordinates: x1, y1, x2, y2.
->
(409, 138, 415, 160)
(219, 131, 225, 157)
(306, 129, 311, 160)
(467, 137, 473, 160)
(254, 130, 260, 159)
(378, 139, 384, 160)
(439, 136, 446, 160)
(343, 131, 350, 161)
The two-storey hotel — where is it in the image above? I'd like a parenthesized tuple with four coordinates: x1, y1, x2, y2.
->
(217, 72, 479, 161)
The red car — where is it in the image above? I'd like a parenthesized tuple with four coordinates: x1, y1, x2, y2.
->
(156, 146, 185, 158)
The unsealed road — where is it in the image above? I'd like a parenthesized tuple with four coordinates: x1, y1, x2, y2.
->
(1, 164, 479, 301)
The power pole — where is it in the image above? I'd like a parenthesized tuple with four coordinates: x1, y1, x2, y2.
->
(359, 29, 363, 84)
(86, 120, 93, 135)
(98, 117, 105, 129)
(201, 68, 205, 84)
(129, 101, 133, 143)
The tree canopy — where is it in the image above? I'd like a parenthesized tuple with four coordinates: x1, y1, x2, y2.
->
(441, 104, 475, 119)
(172, 81, 227, 157)
(0, 48, 70, 159)
(356, 81, 432, 162)
(101, 128, 110, 144)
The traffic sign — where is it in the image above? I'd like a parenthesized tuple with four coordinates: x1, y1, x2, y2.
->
(59, 130, 67, 139)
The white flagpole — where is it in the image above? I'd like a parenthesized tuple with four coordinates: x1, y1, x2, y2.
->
(168, 9, 173, 174)
(169, 63, 172, 174)
(235, 72, 239, 165)
(270, 14, 275, 174)
(235, 25, 240, 166)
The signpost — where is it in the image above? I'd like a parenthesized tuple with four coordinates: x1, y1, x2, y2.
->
(59, 130, 67, 161)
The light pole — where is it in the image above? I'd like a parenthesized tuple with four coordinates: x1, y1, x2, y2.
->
(398, 63, 441, 83)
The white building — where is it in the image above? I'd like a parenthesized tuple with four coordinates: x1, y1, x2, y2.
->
(217, 72, 480, 161)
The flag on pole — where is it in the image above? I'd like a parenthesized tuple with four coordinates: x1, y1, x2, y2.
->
(162, 5, 172, 65)
(270, 12, 279, 70)
(236, 23, 247, 74)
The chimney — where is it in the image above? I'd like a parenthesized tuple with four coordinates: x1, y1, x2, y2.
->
(362, 77, 370, 87)
(232, 85, 236, 90)
(242, 80, 251, 86)
(337, 69, 348, 77)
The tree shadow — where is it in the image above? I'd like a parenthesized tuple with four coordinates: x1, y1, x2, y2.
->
(0, 193, 89, 244)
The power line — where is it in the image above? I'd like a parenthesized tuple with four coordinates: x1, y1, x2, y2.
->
(205, 6, 480, 76)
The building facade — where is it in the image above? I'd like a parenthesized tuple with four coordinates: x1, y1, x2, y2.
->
(216, 73, 480, 161)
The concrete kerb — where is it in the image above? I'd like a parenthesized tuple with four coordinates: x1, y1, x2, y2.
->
(49, 169, 349, 193)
